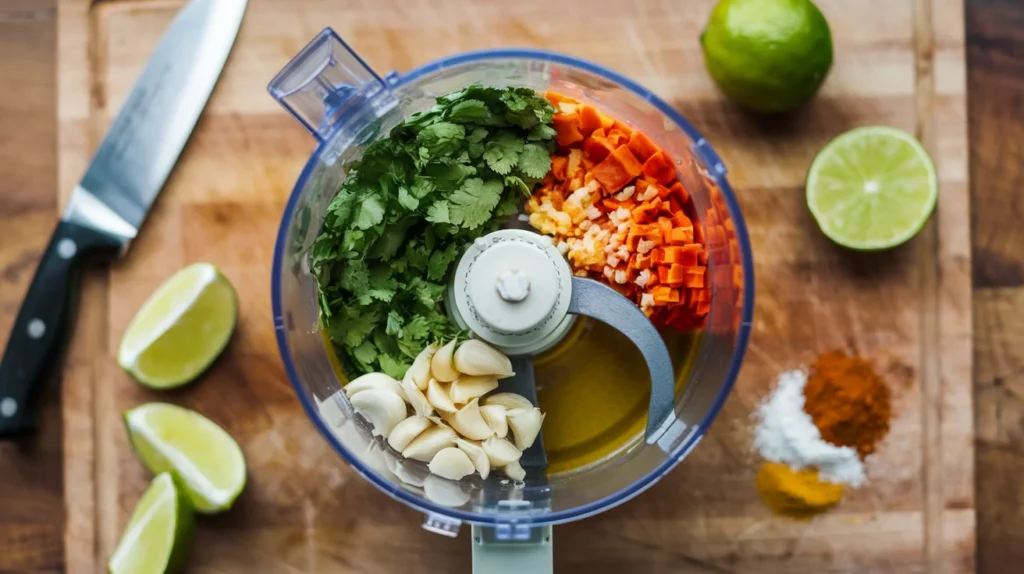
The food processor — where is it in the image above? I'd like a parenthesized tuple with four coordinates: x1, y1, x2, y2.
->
(269, 28, 753, 572)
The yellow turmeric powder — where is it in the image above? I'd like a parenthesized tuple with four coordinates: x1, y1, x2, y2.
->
(755, 462, 844, 519)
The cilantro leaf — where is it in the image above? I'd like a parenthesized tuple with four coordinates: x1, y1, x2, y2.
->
(527, 123, 557, 142)
(378, 354, 409, 379)
(354, 196, 385, 230)
(397, 187, 419, 210)
(483, 131, 524, 175)
(417, 122, 465, 157)
(426, 200, 450, 224)
(449, 178, 504, 229)
(386, 311, 405, 336)
(427, 243, 458, 281)
(518, 143, 552, 179)
(447, 99, 491, 123)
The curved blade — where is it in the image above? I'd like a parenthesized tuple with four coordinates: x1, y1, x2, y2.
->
(568, 277, 675, 443)
(500, 356, 547, 472)
(68, 0, 247, 240)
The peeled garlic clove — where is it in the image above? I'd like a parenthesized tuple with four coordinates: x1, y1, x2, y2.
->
(481, 392, 534, 411)
(401, 375, 435, 417)
(482, 436, 522, 467)
(443, 399, 493, 441)
(424, 474, 470, 507)
(456, 438, 491, 480)
(349, 388, 408, 437)
(506, 407, 545, 451)
(454, 339, 515, 378)
(430, 340, 460, 382)
(344, 373, 408, 402)
(402, 424, 456, 462)
(406, 343, 438, 391)
(479, 404, 508, 438)
(387, 416, 432, 452)
(449, 375, 499, 404)
(428, 447, 476, 481)
(427, 378, 458, 414)
(503, 460, 526, 481)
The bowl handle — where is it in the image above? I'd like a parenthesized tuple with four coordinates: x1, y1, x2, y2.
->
(267, 28, 391, 142)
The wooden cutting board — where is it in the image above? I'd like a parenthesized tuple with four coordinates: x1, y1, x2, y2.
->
(57, 0, 973, 571)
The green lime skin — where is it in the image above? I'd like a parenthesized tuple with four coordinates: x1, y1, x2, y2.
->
(701, 0, 833, 113)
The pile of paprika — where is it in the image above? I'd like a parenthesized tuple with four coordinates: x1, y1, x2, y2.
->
(803, 351, 892, 458)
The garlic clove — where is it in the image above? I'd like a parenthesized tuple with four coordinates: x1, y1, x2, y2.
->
(482, 436, 522, 467)
(453, 339, 515, 378)
(401, 375, 435, 417)
(423, 474, 470, 507)
(449, 375, 499, 405)
(427, 378, 458, 413)
(349, 388, 408, 437)
(506, 407, 545, 451)
(502, 460, 526, 481)
(442, 398, 493, 441)
(344, 372, 407, 402)
(428, 447, 476, 481)
(481, 392, 534, 411)
(456, 438, 491, 479)
(406, 343, 438, 391)
(402, 424, 457, 462)
(430, 340, 460, 382)
(387, 415, 432, 452)
(479, 404, 509, 438)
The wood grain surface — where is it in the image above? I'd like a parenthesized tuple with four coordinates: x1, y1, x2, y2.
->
(1, 0, 1018, 572)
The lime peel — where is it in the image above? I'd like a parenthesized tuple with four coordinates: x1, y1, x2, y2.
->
(108, 472, 194, 574)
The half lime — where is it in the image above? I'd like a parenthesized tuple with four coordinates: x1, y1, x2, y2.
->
(807, 126, 938, 250)
(125, 403, 247, 514)
(118, 263, 238, 389)
(108, 472, 194, 574)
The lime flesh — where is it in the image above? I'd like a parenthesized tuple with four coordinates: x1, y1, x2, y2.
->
(125, 403, 247, 514)
(807, 126, 938, 250)
(118, 263, 238, 389)
(108, 473, 194, 574)
(701, 0, 833, 112)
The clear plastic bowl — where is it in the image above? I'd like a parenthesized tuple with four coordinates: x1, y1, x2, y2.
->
(269, 28, 754, 529)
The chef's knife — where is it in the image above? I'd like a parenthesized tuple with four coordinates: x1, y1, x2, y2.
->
(0, 0, 247, 438)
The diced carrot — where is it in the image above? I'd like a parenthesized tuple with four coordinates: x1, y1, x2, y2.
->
(694, 222, 705, 245)
(663, 264, 687, 287)
(612, 120, 634, 136)
(733, 266, 744, 288)
(598, 113, 616, 130)
(642, 151, 676, 185)
(579, 105, 604, 136)
(650, 286, 681, 304)
(628, 131, 660, 162)
(619, 198, 637, 210)
(553, 112, 585, 147)
(591, 145, 644, 193)
(657, 266, 671, 284)
(583, 136, 616, 163)
(551, 155, 568, 181)
(684, 267, 706, 289)
(670, 182, 690, 204)
(672, 210, 692, 229)
(601, 198, 621, 211)
(545, 91, 579, 107)
(695, 301, 711, 317)
(631, 199, 662, 224)
(670, 226, 694, 245)
(690, 289, 711, 304)
(650, 247, 665, 264)
(635, 253, 653, 270)
(605, 129, 629, 148)
(729, 239, 740, 262)
(657, 217, 674, 241)
(591, 128, 607, 139)
(654, 183, 672, 200)
(671, 245, 703, 266)
(724, 218, 736, 237)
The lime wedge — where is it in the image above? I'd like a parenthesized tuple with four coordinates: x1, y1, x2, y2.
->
(118, 263, 238, 389)
(807, 126, 937, 250)
(125, 403, 247, 513)
(108, 472, 194, 574)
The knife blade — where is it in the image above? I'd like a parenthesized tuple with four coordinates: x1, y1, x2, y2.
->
(0, 0, 247, 438)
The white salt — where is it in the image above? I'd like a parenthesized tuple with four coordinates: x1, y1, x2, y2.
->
(753, 370, 866, 487)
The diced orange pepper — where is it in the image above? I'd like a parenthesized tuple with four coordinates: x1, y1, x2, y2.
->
(635, 179, 650, 199)
(578, 105, 604, 136)
(601, 198, 621, 211)
(670, 226, 694, 245)
(674, 245, 703, 266)
(660, 264, 687, 287)
(650, 286, 681, 304)
(685, 267, 706, 289)
(650, 247, 665, 265)
(729, 239, 740, 262)
(670, 181, 690, 204)
(642, 151, 676, 185)
(553, 112, 585, 147)
(598, 113, 616, 130)
(631, 198, 662, 224)
(695, 301, 711, 317)
(590, 128, 607, 139)
(724, 218, 736, 237)
(591, 145, 644, 193)
(690, 289, 711, 304)
(606, 129, 630, 148)
(657, 217, 674, 241)
(635, 252, 653, 270)
(627, 131, 660, 163)
(733, 266, 744, 288)
(551, 155, 568, 181)
(657, 266, 671, 284)
(583, 136, 616, 163)
(672, 210, 691, 229)
(545, 91, 579, 107)
(611, 120, 634, 136)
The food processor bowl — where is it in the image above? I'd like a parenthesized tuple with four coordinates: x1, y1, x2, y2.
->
(270, 28, 753, 537)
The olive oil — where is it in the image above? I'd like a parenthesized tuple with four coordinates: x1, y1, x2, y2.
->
(534, 318, 698, 475)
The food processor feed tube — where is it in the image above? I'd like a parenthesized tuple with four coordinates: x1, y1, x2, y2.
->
(269, 27, 753, 574)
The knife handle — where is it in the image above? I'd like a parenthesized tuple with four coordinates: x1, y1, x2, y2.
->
(0, 220, 123, 438)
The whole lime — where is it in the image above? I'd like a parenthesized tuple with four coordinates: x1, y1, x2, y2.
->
(700, 0, 833, 113)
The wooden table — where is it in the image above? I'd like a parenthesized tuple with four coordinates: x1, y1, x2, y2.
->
(0, 0, 1019, 571)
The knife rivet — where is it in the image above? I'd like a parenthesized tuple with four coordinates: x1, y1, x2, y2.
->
(57, 238, 77, 259)
(27, 319, 45, 340)
(0, 398, 15, 418)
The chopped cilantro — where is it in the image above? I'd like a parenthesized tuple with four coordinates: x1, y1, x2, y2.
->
(311, 84, 556, 375)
